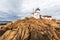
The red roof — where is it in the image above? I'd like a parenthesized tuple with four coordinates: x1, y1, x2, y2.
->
(43, 16, 52, 18)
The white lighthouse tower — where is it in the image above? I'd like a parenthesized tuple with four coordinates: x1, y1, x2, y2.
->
(32, 8, 40, 19)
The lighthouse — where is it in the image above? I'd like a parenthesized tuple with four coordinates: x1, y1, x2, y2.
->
(32, 8, 40, 19)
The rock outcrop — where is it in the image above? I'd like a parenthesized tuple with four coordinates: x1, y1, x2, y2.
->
(0, 17, 60, 40)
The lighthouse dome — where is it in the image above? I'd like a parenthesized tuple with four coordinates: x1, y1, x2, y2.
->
(35, 8, 40, 13)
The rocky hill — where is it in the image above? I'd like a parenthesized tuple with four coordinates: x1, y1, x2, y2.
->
(0, 17, 60, 40)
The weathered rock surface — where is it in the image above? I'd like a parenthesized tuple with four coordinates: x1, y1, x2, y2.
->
(0, 17, 60, 40)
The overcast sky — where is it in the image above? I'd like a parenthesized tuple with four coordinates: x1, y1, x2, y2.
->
(0, 0, 60, 21)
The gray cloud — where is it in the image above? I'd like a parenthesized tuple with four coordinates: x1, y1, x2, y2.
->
(0, 0, 60, 21)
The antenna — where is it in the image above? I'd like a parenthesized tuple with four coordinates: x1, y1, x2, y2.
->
(32, 8, 34, 15)
(33, 8, 34, 12)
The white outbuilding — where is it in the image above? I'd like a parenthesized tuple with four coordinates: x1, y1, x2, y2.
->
(42, 15, 52, 20)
